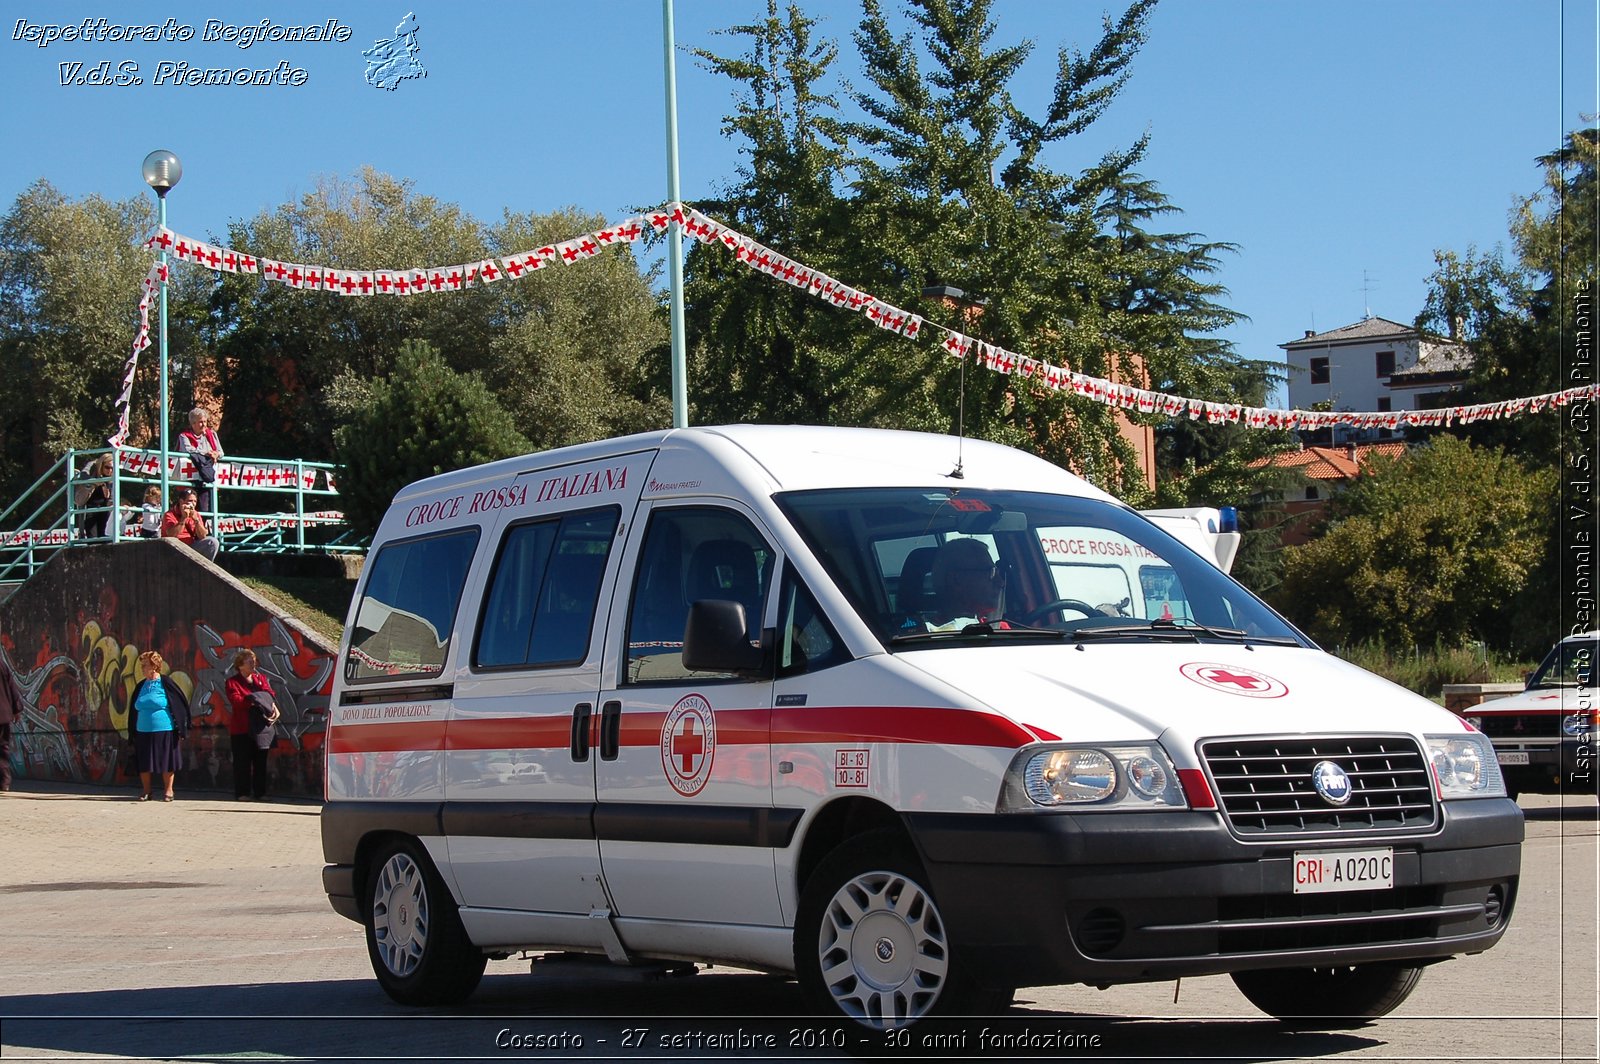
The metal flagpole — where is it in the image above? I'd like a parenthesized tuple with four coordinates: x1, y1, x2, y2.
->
(663, 0, 688, 428)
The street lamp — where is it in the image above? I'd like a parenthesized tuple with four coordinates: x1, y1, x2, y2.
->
(141, 150, 181, 510)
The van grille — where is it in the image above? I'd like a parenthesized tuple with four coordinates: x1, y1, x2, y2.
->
(1201, 736, 1438, 837)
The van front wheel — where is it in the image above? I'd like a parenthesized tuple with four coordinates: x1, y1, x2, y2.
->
(796, 831, 1001, 1030)
(364, 839, 486, 1005)
(1231, 963, 1424, 1026)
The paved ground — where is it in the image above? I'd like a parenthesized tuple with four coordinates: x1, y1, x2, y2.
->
(0, 781, 1593, 1063)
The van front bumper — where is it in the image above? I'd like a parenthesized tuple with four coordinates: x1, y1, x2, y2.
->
(903, 799, 1522, 991)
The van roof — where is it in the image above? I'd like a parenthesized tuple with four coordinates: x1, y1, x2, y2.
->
(390, 424, 1120, 505)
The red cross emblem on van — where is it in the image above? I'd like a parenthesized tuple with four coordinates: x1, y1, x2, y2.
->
(1179, 662, 1290, 699)
(661, 694, 717, 796)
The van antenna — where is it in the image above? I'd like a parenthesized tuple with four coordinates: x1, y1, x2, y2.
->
(922, 284, 982, 480)
(950, 348, 966, 479)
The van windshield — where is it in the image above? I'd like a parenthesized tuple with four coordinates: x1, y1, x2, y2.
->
(777, 488, 1306, 648)
(1527, 638, 1596, 689)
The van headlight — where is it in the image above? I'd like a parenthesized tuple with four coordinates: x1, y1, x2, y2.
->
(999, 743, 1186, 811)
(1424, 733, 1506, 799)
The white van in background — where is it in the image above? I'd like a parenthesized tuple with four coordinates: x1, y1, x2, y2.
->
(320, 425, 1521, 1031)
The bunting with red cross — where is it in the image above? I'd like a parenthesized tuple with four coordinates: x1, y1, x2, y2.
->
(111, 213, 1600, 450)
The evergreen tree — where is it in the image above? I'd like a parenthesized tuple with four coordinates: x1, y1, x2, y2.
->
(691, 0, 1254, 502)
(842, 0, 1162, 492)
(685, 1, 860, 426)
(331, 340, 530, 540)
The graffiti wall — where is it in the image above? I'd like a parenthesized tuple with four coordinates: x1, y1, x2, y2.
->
(0, 541, 336, 798)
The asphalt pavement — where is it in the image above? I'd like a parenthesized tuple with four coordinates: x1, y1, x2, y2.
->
(0, 780, 1594, 1063)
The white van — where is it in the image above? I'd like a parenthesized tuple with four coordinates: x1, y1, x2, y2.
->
(320, 425, 1521, 1030)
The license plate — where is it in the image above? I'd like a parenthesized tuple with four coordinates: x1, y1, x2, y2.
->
(1293, 847, 1394, 894)
(1496, 751, 1530, 765)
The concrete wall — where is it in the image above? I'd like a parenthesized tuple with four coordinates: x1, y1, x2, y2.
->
(0, 540, 336, 798)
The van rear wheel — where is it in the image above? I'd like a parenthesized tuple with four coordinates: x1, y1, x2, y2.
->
(364, 838, 486, 1005)
(795, 831, 1003, 1030)
(1231, 963, 1424, 1026)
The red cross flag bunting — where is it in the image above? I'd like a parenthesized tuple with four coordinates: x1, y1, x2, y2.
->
(943, 333, 973, 360)
(502, 251, 545, 278)
(556, 237, 600, 264)
(114, 212, 1600, 456)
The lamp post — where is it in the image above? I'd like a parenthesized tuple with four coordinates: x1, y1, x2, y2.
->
(141, 150, 181, 510)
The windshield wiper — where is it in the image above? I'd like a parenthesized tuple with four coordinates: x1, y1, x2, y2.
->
(1070, 619, 1301, 646)
(1152, 618, 1301, 646)
(892, 622, 1068, 645)
(1070, 623, 1201, 643)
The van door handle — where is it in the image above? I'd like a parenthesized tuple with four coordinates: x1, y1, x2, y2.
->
(599, 700, 621, 761)
(570, 703, 593, 762)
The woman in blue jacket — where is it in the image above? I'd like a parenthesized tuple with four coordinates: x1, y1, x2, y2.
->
(129, 651, 190, 802)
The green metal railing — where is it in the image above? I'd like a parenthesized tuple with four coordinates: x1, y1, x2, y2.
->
(1, 447, 363, 583)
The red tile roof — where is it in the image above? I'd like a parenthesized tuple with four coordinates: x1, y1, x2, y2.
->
(1252, 443, 1407, 480)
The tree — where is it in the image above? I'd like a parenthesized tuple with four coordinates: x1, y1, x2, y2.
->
(690, 0, 1249, 502)
(208, 170, 669, 460)
(0, 180, 208, 500)
(1413, 127, 1597, 643)
(1275, 436, 1554, 654)
(1152, 360, 1302, 597)
(331, 340, 530, 540)
(484, 208, 670, 451)
(1416, 127, 1598, 466)
(842, 0, 1165, 491)
(208, 170, 504, 459)
(685, 0, 862, 427)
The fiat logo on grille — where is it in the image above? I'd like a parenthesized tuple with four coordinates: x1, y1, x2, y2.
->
(1312, 760, 1354, 806)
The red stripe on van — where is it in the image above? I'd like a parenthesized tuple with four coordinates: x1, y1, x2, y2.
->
(444, 716, 573, 751)
(328, 721, 447, 754)
(771, 706, 1034, 749)
(331, 705, 1034, 755)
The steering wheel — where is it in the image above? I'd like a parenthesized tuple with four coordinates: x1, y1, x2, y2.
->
(1020, 599, 1104, 625)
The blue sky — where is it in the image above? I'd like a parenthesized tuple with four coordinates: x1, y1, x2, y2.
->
(2, 1, 1594, 407)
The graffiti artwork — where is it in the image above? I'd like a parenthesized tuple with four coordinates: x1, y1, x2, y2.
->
(0, 544, 338, 798)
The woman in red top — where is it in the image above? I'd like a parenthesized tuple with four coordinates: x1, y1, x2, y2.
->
(161, 488, 220, 561)
(224, 648, 279, 800)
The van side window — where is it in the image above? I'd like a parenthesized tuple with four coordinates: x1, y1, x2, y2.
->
(625, 507, 774, 684)
(475, 508, 618, 670)
(346, 527, 481, 683)
(777, 567, 847, 678)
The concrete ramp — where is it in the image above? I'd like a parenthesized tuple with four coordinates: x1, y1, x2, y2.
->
(0, 540, 337, 799)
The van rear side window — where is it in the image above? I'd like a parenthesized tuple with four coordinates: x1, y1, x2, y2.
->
(346, 528, 481, 682)
(474, 508, 618, 670)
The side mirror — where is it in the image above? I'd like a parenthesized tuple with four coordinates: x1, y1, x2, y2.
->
(683, 600, 764, 675)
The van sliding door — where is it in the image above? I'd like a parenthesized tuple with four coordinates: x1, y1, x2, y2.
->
(443, 453, 650, 947)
